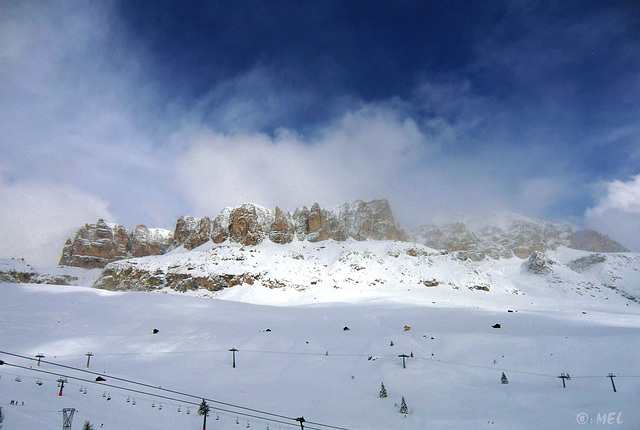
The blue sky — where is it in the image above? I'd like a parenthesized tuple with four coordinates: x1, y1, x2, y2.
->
(1, 0, 639, 264)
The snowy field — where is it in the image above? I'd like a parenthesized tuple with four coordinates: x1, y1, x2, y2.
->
(1, 278, 639, 429)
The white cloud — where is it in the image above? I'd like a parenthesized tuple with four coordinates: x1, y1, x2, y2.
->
(587, 175, 640, 216)
(174, 102, 533, 230)
(175, 106, 430, 216)
(0, 178, 112, 266)
(585, 174, 640, 251)
(0, 0, 182, 227)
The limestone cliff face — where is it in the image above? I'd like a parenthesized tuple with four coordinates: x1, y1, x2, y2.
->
(59, 219, 129, 269)
(59, 219, 173, 268)
(173, 216, 212, 250)
(269, 207, 295, 244)
(170, 199, 407, 248)
(228, 204, 274, 246)
(130, 225, 175, 257)
(62, 202, 627, 271)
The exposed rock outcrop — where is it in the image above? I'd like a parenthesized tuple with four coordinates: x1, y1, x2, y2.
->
(130, 225, 175, 257)
(173, 216, 212, 250)
(59, 219, 129, 269)
(307, 203, 331, 242)
(269, 207, 295, 244)
(0, 258, 78, 285)
(228, 204, 274, 246)
(94, 262, 258, 292)
(524, 251, 555, 275)
(568, 253, 607, 273)
(59, 219, 173, 269)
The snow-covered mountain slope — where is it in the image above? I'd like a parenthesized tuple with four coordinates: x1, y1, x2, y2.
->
(412, 212, 628, 259)
(90, 238, 640, 307)
(1, 282, 639, 429)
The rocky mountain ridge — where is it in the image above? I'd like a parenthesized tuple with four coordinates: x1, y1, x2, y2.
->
(412, 214, 628, 260)
(58, 200, 628, 270)
(60, 199, 406, 268)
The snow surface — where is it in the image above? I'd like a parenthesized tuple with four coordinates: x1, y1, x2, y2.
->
(1, 240, 640, 429)
(97, 239, 640, 311)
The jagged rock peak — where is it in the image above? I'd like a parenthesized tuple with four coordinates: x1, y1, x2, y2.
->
(412, 212, 628, 259)
(171, 199, 407, 248)
(59, 219, 173, 269)
(173, 215, 213, 250)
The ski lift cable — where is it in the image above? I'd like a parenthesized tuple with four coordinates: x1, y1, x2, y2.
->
(2, 349, 636, 381)
(412, 356, 558, 378)
(0, 358, 330, 430)
(0, 350, 336, 426)
(3, 361, 318, 430)
(0, 350, 289, 420)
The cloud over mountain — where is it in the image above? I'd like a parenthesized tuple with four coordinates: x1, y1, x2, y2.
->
(1, 0, 639, 264)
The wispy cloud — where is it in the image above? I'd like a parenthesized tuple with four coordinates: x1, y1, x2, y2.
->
(585, 175, 640, 251)
(0, 1, 183, 263)
(0, 173, 113, 266)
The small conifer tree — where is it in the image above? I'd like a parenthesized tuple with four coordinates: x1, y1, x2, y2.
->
(198, 399, 210, 430)
(82, 421, 94, 430)
(379, 382, 387, 398)
(501, 372, 509, 384)
(399, 397, 408, 415)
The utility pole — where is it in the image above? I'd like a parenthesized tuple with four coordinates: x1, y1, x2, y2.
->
(558, 373, 570, 388)
(57, 377, 68, 396)
(608, 373, 617, 393)
(229, 348, 238, 368)
(399, 354, 409, 369)
(85, 352, 93, 368)
(61, 408, 75, 430)
(296, 417, 305, 430)
(36, 353, 45, 366)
